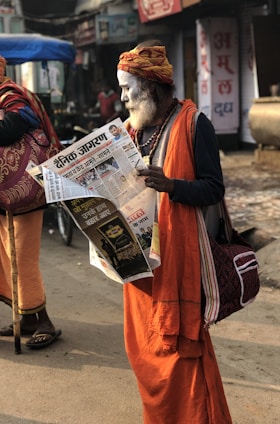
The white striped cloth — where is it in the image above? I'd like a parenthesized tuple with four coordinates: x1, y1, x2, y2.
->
(196, 200, 233, 327)
(196, 207, 220, 328)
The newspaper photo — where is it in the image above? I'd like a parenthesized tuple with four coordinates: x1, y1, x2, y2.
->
(30, 118, 161, 283)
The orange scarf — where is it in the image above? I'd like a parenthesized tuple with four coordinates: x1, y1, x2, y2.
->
(151, 100, 202, 351)
(118, 46, 173, 85)
(127, 100, 202, 353)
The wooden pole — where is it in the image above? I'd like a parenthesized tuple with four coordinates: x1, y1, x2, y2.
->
(6, 210, 22, 354)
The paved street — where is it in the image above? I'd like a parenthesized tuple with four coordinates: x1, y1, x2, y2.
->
(222, 151, 280, 238)
(221, 151, 280, 288)
(0, 150, 279, 423)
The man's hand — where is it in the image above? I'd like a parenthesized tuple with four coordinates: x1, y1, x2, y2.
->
(138, 165, 174, 194)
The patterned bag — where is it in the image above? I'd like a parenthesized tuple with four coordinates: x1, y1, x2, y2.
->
(0, 128, 60, 214)
(197, 200, 260, 326)
(208, 227, 260, 323)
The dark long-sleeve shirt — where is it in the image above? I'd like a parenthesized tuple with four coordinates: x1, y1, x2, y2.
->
(170, 113, 224, 206)
(0, 106, 40, 146)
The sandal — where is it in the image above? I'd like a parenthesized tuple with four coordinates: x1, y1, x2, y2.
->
(25, 329, 62, 349)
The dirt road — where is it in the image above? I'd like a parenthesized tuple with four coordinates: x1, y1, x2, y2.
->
(0, 219, 279, 423)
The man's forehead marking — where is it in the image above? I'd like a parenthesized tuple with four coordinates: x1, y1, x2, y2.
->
(118, 70, 138, 86)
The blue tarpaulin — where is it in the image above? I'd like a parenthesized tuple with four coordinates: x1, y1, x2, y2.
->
(0, 33, 76, 64)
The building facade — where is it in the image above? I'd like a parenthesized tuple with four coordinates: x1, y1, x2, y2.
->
(68, 0, 277, 149)
(3, 0, 279, 149)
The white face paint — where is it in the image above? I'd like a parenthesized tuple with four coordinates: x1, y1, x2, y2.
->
(117, 69, 157, 130)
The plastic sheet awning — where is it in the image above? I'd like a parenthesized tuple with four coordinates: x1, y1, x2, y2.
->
(0, 33, 76, 65)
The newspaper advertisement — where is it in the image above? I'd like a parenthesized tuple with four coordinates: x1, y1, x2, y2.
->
(32, 118, 161, 284)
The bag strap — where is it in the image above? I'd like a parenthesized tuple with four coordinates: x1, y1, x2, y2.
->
(196, 207, 220, 327)
(217, 199, 233, 242)
(192, 112, 234, 326)
(192, 111, 233, 242)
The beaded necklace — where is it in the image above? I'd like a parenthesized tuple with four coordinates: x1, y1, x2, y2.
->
(135, 98, 179, 163)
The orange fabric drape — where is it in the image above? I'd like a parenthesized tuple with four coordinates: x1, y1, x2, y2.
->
(124, 100, 232, 423)
(151, 100, 201, 351)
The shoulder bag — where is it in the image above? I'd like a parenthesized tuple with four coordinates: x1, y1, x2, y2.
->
(0, 128, 61, 214)
(197, 199, 260, 327)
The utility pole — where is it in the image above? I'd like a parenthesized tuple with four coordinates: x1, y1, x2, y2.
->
(13, 0, 23, 15)
(12, 0, 25, 31)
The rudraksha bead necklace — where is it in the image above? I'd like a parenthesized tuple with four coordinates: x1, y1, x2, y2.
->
(135, 98, 179, 163)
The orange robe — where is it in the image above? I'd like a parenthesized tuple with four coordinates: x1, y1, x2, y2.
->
(124, 100, 232, 423)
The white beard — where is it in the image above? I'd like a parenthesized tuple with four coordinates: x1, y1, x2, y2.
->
(127, 95, 157, 130)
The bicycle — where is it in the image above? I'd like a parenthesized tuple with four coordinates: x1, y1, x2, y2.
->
(56, 201, 74, 246)
(53, 125, 90, 246)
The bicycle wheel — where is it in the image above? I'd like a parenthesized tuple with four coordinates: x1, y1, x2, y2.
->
(56, 203, 73, 246)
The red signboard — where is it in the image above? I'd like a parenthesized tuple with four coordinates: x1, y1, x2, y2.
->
(137, 0, 182, 23)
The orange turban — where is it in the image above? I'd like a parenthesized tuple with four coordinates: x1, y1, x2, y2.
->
(118, 46, 173, 85)
(0, 56, 6, 84)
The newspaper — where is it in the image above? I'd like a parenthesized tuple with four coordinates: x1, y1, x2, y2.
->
(31, 118, 161, 284)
